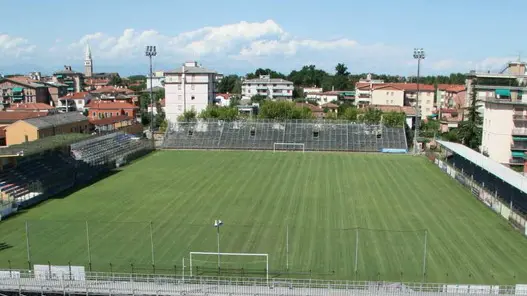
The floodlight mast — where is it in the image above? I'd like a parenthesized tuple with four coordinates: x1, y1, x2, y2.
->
(214, 219, 223, 269)
(413, 48, 425, 154)
(145, 46, 157, 143)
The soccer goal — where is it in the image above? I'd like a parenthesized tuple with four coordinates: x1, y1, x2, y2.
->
(189, 252, 269, 281)
(273, 142, 305, 153)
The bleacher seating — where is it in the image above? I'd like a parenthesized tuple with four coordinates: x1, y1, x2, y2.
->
(0, 132, 152, 211)
(163, 120, 408, 152)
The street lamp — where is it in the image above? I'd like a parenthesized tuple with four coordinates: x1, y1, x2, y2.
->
(413, 48, 425, 154)
(214, 219, 223, 270)
(145, 45, 157, 139)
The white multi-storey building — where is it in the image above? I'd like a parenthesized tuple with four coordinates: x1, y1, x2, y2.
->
(241, 75, 293, 100)
(164, 61, 219, 122)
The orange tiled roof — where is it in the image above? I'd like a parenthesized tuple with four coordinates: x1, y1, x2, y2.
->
(7, 103, 55, 111)
(321, 103, 339, 108)
(91, 86, 135, 94)
(296, 102, 323, 112)
(60, 91, 91, 100)
(371, 105, 416, 116)
(0, 111, 48, 123)
(89, 115, 133, 125)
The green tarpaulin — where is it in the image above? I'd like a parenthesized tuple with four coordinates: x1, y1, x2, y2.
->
(513, 137, 527, 141)
(511, 151, 525, 157)
(11, 87, 23, 92)
(496, 89, 511, 97)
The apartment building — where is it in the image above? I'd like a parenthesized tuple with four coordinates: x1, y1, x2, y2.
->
(164, 61, 219, 122)
(52, 66, 84, 93)
(241, 75, 293, 101)
(147, 71, 165, 90)
(355, 82, 435, 117)
(0, 77, 49, 106)
(477, 60, 527, 170)
(437, 85, 466, 108)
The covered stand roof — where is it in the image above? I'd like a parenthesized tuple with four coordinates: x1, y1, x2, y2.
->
(437, 140, 527, 194)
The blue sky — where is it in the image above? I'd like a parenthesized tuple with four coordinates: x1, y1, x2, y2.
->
(1, 0, 524, 76)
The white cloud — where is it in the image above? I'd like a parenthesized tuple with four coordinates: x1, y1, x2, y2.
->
(0, 34, 36, 58)
(430, 56, 516, 72)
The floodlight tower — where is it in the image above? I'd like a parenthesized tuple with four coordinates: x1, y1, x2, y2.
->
(214, 219, 224, 269)
(413, 48, 425, 154)
(145, 45, 157, 140)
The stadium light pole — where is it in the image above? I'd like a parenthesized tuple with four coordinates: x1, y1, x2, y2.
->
(145, 45, 157, 141)
(413, 48, 425, 154)
(214, 219, 223, 269)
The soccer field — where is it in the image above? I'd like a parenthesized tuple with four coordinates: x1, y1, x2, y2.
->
(0, 150, 526, 284)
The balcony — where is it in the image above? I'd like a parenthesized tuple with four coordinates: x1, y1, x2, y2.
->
(512, 128, 527, 135)
(511, 143, 527, 150)
(509, 158, 525, 165)
(513, 114, 527, 121)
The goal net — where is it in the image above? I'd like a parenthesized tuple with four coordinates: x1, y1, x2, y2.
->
(189, 252, 269, 280)
(273, 142, 305, 153)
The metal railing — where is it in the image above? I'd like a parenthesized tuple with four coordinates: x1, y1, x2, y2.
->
(0, 269, 525, 296)
(512, 128, 527, 135)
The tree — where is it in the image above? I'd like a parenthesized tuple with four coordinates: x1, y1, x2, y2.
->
(382, 111, 406, 127)
(341, 107, 359, 121)
(177, 110, 197, 122)
(246, 68, 286, 79)
(229, 95, 241, 107)
(217, 75, 241, 93)
(360, 107, 383, 124)
(199, 106, 239, 121)
(109, 75, 123, 86)
(287, 65, 329, 87)
(251, 94, 267, 104)
(457, 82, 482, 150)
(333, 63, 351, 90)
(258, 101, 312, 120)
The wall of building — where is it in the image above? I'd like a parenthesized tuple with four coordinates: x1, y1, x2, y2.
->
(482, 103, 514, 164)
(4, 121, 38, 145)
(165, 73, 215, 122)
(371, 89, 404, 106)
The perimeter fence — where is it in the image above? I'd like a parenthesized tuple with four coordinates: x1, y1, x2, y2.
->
(1, 269, 527, 296)
(0, 221, 432, 282)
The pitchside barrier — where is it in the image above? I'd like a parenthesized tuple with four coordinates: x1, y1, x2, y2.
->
(433, 158, 527, 237)
(0, 220, 437, 282)
(1, 268, 527, 296)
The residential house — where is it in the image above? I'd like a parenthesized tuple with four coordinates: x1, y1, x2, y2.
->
(147, 98, 166, 115)
(147, 71, 165, 89)
(90, 115, 142, 134)
(215, 93, 232, 107)
(85, 100, 139, 121)
(438, 108, 462, 133)
(0, 111, 48, 146)
(354, 74, 386, 105)
(0, 77, 49, 106)
(369, 105, 416, 128)
(321, 103, 339, 114)
(164, 61, 220, 122)
(57, 92, 93, 112)
(370, 85, 405, 106)
(296, 102, 324, 118)
(437, 84, 466, 108)
(52, 66, 84, 93)
(306, 91, 340, 104)
(242, 75, 293, 101)
(91, 86, 138, 105)
(302, 87, 323, 95)
(4, 112, 89, 146)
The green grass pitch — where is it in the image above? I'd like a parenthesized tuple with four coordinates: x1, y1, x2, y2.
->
(1, 150, 527, 284)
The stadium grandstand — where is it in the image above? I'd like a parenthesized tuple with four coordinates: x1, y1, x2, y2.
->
(0, 132, 153, 220)
(438, 140, 527, 213)
(163, 119, 408, 152)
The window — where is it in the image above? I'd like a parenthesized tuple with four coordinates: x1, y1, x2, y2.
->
(250, 129, 255, 136)
(92, 112, 95, 117)
(191, 84, 195, 90)
(386, 91, 389, 95)
(177, 105, 183, 111)
(426, 108, 430, 112)
(191, 96, 195, 100)
(426, 100, 430, 104)
(24, 135, 29, 143)
(313, 131, 319, 138)
(125, 112, 129, 116)
(386, 100, 389, 104)
(376, 133, 382, 139)
(390, 100, 393, 103)
(178, 84, 181, 90)
(178, 95, 182, 100)
(188, 130, 193, 136)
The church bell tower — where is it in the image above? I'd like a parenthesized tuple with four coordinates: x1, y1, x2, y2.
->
(84, 44, 93, 77)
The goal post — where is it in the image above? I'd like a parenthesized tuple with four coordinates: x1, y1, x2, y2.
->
(189, 251, 269, 282)
(273, 142, 305, 153)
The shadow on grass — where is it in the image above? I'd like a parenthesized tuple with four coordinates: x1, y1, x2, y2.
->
(0, 243, 13, 252)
